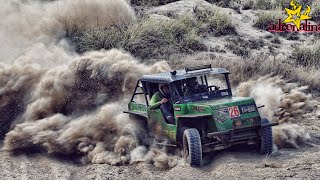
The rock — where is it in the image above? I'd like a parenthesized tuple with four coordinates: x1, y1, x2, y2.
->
(147, 0, 212, 17)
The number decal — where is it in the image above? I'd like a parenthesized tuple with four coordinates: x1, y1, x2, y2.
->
(228, 106, 240, 118)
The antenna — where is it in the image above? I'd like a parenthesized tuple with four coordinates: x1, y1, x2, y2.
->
(185, 64, 212, 73)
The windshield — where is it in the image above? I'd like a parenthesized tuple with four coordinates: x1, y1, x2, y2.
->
(171, 74, 231, 103)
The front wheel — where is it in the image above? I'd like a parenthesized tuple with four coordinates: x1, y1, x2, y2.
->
(260, 118, 273, 155)
(183, 128, 202, 166)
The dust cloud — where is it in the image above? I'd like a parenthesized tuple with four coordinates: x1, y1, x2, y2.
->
(0, 0, 135, 64)
(236, 75, 316, 149)
(1, 0, 178, 169)
(2, 48, 171, 166)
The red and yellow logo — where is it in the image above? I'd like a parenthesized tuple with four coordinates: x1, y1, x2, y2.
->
(269, 0, 319, 32)
(283, 0, 311, 30)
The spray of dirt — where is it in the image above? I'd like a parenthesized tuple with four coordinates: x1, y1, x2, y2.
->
(236, 75, 316, 149)
(0, 0, 180, 169)
(2, 48, 173, 165)
(272, 123, 311, 149)
(0, 62, 44, 135)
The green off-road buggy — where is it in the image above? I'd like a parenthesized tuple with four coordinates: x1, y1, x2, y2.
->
(123, 65, 278, 166)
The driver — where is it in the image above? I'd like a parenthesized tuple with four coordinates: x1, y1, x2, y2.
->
(184, 77, 207, 96)
(149, 84, 174, 124)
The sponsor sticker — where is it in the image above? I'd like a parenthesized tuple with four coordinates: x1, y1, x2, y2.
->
(192, 106, 205, 112)
(228, 106, 240, 118)
(240, 104, 256, 114)
(214, 106, 229, 122)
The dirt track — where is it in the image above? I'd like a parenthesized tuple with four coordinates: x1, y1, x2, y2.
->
(1, 107, 319, 180)
(1, 139, 319, 179)
(1, 0, 320, 179)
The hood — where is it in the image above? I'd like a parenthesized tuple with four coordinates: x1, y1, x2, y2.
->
(183, 96, 260, 131)
(184, 96, 259, 119)
(192, 96, 255, 108)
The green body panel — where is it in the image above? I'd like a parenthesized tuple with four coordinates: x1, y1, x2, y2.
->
(129, 102, 147, 113)
(148, 108, 177, 142)
(128, 102, 177, 142)
(174, 96, 260, 132)
(129, 96, 261, 144)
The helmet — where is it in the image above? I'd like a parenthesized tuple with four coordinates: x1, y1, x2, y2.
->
(186, 77, 197, 85)
(159, 84, 169, 96)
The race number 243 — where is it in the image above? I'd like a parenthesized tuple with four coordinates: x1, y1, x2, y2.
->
(228, 106, 240, 118)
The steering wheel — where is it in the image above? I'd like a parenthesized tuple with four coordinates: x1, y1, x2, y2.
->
(207, 85, 220, 91)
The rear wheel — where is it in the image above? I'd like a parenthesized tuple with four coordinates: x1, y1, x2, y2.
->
(183, 128, 202, 166)
(128, 114, 149, 145)
(116, 125, 141, 155)
(122, 125, 141, 146)
(260, 118, 273, 155)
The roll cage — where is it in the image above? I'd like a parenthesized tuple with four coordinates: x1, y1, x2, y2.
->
(129, 65, 232, 106)
(169, 73, 232, 103)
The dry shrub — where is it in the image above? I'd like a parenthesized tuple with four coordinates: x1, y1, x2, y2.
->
(226, 37, 265, 57)
(206, 0, 288, 10)
(291, 44, 320, 68)
(72, 15, 207, 59)
(254, 0, 275, 10)
(57, 0, 136, 36)
(311, 1, 320, 22)
(270, 36, 281, 44)
(193, 5, 236, 36)
(70, 2, 236, 58)
(242, 0, 288, 10)
(130, 0, 179, 6)
(123, 15, 206, 59)
(254, 10, 285, 30)
(205, 0, 231, 7)
(241, 0, 255, 10)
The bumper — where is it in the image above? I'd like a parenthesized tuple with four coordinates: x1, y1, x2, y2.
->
(203, 122, 278, 153)
(207, 122, 278, 138)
